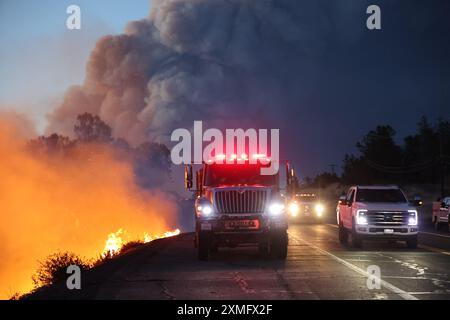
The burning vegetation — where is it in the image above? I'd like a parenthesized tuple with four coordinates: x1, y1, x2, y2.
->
(0, 112, 179, 299)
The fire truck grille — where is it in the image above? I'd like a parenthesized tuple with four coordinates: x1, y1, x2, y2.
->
(366, 211, 409, 226)
(214, 190, 268, 214)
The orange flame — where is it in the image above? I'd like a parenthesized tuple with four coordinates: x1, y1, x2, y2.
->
(0, 116, 178, 299)
(102, 229, 124, 258)
(103, 228, 181, 257)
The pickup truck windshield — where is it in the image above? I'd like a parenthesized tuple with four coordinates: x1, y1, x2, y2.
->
(356, 189, 407, 203)
(204, 164, 277, 187)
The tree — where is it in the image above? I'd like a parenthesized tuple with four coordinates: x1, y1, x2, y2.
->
(342, 125, 403, 184)
(28, 133, 75, 155)
(311, 172, 340, 188)
(74, 113, 112, 143)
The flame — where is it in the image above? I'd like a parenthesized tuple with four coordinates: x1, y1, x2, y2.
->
(0, 117, 178, 298)
(102, 229, 124, 258)
(103, 228, 181, 257)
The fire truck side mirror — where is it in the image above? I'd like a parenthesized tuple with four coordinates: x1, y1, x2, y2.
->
(184, 165, 193, 190)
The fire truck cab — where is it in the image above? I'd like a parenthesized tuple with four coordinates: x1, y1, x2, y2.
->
(185, 154, 294, 260)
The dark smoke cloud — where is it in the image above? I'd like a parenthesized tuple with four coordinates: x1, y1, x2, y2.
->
(47, 0, 450, 175)
(48, 0, 361, 142)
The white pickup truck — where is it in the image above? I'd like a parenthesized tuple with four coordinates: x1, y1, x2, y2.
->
(432, 196, 450, 231)
(337, 186, 420, 249)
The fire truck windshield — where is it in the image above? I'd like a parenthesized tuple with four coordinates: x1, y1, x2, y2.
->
(204, 163, 277, 187)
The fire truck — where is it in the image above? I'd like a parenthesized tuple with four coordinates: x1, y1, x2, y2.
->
(287, 192, 325, 223)
(184, 154, 295, 260)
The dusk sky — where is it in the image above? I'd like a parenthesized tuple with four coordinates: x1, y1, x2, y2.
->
(0, 0, 449, 177)
(0, 0, 151, 130)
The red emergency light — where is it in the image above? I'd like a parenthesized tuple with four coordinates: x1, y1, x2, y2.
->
(205, 153, 270, 163)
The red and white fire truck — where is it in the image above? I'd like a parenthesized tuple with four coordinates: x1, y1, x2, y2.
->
(184, 154, 294, 260)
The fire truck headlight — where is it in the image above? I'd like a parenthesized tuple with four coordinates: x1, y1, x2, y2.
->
(196, 204, 214, 217)
(269, 202, 285, 216)
(289, 202, 299, 216)
(408, 210, 418, 226)
(315, 203, 324, 217)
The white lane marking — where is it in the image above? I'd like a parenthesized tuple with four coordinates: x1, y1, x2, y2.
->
(289, 234, 418, 300)
(419, 231, 450, 239)
(419, 244, 450, 256)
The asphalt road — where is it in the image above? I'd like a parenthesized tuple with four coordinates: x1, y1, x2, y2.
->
(32, 217, 450, 300)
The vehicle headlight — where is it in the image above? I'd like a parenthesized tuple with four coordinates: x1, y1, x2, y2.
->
(356, 209, 368, 225)
(288, 202, 299, 216)
(196, 203, 214, 217)
(268, 202, 285, 216)
(408, 210, 418, 226)
(315, 203, 324, 217)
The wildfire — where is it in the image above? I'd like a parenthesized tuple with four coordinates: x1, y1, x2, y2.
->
(102, 229, 124, 258)
(102, 228, 181, 258)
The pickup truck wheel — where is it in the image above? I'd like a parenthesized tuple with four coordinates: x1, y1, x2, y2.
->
(198, 232, 210, 261)
(406, 236, 418, 249)
(338, 221, 348, 244)
(270, 230, 288, 259)
(351, 221, 362, 248)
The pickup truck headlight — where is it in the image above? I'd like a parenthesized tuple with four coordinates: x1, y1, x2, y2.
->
(268, 202, 285, 216)
(408, 210, 418, 226)
(356, 209, 368, 225)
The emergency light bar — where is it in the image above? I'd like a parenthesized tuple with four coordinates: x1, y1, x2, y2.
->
(205, 153, 271, 163)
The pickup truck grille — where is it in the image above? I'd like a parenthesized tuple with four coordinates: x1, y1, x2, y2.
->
(214, 189, 268, 214)
(366, 211, 409, 226)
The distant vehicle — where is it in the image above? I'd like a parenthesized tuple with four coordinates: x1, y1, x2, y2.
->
(432, 197, 450, 231)
(184, 155, 296, 261)
(287, 193, 325, 223)
(336, 185, 421, 249)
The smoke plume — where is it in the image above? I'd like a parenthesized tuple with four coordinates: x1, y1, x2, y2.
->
(48, 0, 368, 145)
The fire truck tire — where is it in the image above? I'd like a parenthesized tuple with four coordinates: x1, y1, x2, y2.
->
(198, 232, 210, 261)
(270, 230, 288, 259)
